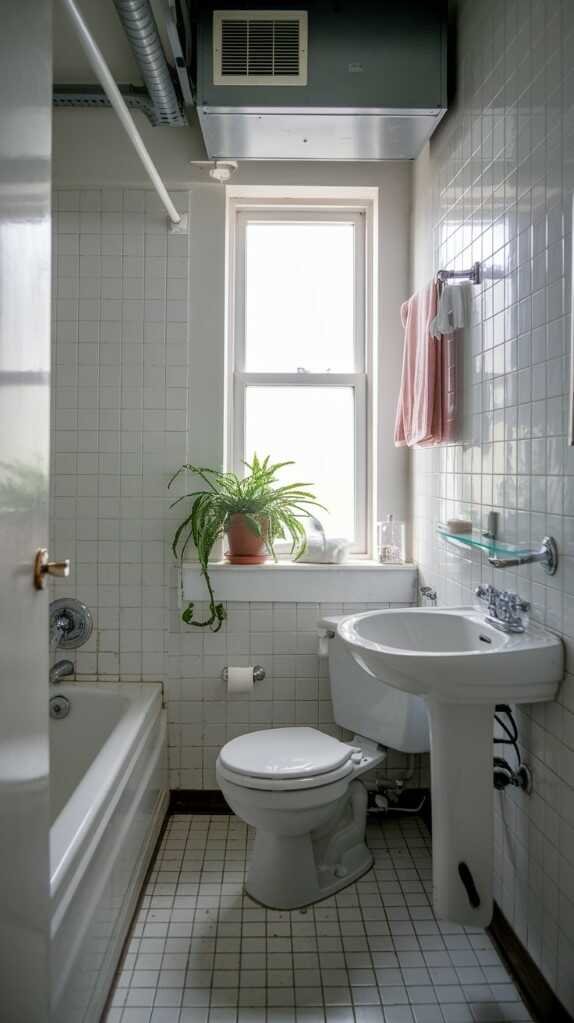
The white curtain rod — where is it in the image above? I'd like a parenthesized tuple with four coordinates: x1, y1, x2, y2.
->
(59, 0, 184, 228)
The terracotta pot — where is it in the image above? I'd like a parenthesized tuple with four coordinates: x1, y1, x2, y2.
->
(225, 513, 269, 564)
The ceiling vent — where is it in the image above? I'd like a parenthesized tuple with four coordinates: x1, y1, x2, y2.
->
(197, 1, 448, 160)
(213, 10, 308, 86)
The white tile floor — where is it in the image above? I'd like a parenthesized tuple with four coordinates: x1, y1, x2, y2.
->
(104, 814, 534, 1023)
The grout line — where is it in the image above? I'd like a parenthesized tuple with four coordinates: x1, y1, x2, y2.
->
(104, 813, 537, 1023)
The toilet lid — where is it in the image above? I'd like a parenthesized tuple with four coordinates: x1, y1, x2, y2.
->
(219, 727, 353, 780)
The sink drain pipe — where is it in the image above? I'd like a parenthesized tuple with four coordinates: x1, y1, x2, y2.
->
(493, 704, 532, 793)
(368, 754, 426, 814)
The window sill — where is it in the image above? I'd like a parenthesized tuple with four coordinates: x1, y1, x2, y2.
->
(181, 560, 417, 604)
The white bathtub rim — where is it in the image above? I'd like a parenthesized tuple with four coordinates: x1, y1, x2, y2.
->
(50, 683, 163, 897)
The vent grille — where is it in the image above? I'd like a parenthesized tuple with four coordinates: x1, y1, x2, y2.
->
(213, 11, 308, 86)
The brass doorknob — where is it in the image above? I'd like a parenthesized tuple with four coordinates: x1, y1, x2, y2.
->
(34, 548, 71, 590)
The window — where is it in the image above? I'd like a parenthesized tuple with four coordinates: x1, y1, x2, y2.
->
(227, 195, 375, 555)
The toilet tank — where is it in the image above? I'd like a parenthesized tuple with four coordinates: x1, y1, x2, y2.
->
(320, 616, 430, 753)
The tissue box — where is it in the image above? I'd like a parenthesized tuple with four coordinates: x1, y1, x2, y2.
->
(298, 538, 352, 564)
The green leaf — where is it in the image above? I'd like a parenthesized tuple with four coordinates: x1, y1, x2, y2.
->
(169, 453, 327, 628)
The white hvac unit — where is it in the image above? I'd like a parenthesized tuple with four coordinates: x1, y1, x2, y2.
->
(194, 1, 448, 160)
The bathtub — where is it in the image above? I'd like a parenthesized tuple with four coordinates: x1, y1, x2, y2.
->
(49, 683, 168, 1023)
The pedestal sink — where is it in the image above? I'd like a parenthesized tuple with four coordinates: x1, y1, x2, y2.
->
(338, 606, 563, 927)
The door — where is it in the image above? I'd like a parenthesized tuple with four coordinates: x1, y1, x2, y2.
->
(0, 1, 52, 1018)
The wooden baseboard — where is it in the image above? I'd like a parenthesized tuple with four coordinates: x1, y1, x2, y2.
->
(169, 787, 432, 819)
(169, 789, 232, 814)
(488, 904, 572, 1023)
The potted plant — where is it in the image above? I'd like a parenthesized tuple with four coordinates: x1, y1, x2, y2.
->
(169, 454, 324, 631)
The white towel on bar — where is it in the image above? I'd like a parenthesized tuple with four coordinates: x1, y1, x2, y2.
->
(430, 281, 470, 338)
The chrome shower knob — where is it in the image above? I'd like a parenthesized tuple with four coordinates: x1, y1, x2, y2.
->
(50, 598, 93, 649)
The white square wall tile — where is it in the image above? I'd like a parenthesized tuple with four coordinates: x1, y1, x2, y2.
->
(410, 0, 574, 1014)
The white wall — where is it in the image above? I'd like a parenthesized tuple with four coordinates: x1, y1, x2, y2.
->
(53, 109, 207, 187)
(50, 148, 415, 789)
(185, 161, 413, 532)
(411, 0, 574, 1012)
(53, 129, 413, 521)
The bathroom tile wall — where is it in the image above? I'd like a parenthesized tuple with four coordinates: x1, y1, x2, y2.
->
(50, 187, 419, 793)
(51, 185, 190, 686)
(163, 597, 417, 792)
(411, 0, 574, 1012)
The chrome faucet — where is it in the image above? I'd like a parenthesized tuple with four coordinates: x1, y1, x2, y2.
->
(475, 585, 530, 634)
(50, 659, 74, 684)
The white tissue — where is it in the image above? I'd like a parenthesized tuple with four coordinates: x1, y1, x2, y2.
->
(299, 537, 352, 564)
(317, 628, 330, 658)
(226, 666, 255, 693)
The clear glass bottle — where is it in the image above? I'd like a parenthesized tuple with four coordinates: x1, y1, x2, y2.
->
(377, 514, 406, 564)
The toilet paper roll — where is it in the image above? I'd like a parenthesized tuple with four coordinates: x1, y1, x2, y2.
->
(317, 628, 329, 658)
(226, 666, 255, 693)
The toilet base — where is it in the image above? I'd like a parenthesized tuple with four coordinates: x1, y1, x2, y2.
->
(245, 842, 373, 910)
(245, 779, 373, 910)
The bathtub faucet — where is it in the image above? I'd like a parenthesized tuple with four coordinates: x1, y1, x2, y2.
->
(50, 659, 74, 684)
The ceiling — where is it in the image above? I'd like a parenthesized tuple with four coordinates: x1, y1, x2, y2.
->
(53, 0, 146, 84)
(52, 0, 207, 180)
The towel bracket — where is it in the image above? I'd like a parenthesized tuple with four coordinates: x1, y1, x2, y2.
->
(437, 261, 481, 285)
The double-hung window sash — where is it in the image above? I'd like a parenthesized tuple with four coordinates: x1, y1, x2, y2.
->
(230, 205, 368, 554)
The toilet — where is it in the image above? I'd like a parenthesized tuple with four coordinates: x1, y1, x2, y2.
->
(216, 615, 430, 910)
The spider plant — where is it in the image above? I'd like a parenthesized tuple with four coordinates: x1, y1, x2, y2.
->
(168, 454, 324, 631)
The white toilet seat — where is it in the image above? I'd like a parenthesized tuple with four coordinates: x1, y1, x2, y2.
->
(217, 757, 354, 792)
(218, 726, 357, 791)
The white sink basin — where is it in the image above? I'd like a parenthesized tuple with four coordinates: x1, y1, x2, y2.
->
(338, 605, 564, 928)
(338, 606, 563, 703)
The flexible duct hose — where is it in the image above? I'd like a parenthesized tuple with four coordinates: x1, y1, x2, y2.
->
(113, 0, 186, 125)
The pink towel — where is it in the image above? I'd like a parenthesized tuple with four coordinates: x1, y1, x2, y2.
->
(394, 281, 443, 447)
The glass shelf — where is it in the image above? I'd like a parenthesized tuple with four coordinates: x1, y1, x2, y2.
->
(436, 525, 533, 558)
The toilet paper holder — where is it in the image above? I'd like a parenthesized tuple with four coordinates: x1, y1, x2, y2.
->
(221, 665, 266, 683)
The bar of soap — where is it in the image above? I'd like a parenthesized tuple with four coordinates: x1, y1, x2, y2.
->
(446, 519, 472, 534)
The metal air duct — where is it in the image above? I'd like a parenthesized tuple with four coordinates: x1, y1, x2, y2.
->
(112, 0, 186, 125)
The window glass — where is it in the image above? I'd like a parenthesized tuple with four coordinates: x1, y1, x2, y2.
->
(244, 385, 355, 539)
(245, 221, 355, 372)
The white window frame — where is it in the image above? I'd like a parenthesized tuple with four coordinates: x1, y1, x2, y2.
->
(226, 193, 377, 558)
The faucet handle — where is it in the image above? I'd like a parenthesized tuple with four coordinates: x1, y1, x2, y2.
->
(476, 585, 529, 633)
(493, 590, 513, 621)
